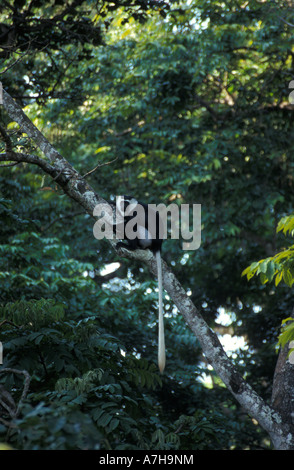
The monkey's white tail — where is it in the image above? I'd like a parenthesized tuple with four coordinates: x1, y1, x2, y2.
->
(156, 250, 165, 373)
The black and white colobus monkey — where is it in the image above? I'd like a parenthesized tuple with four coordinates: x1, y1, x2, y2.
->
(115, 195, 165, 373)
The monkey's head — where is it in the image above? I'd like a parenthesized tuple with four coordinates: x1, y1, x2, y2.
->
(116, 195, 138, 215)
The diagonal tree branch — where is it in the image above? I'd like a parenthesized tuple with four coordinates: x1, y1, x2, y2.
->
(1, 87, 293, 449)
(2, 88, 108, 217)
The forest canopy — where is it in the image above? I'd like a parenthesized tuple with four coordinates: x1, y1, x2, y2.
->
(0, 0, 294, 451)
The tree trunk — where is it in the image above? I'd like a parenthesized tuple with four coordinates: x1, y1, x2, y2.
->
(271, 343, 294, 449)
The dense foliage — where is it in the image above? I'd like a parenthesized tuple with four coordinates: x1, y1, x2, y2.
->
(1, 0, 294, 450)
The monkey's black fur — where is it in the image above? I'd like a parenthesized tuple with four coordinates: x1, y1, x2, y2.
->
(115, 195, 163, 254)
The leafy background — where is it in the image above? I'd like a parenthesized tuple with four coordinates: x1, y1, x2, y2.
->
(0, 0, 294, 450)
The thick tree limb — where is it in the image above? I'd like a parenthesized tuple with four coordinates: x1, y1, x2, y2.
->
(143, 251, 292, 450)
(2, 88, 108, 217)
(1, 88, 293, 449)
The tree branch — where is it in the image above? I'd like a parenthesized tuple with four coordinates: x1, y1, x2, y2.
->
(0, 151, 57, 175)
(2, 88, 108, 217)
(0, 368, 31, 428)
(143, 251, 291, 449)
(278, 15, 294, 28)
(82, 157, 118, 178)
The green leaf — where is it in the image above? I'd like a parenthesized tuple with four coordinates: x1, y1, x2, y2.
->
(283, 269, 293, 287)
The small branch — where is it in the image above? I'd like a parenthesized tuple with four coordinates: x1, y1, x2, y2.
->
(0, 385, 16, 417)
(0, 152, 57, 177)
(0, 40, 33, 75)
(0, 368, 31, 419)
(82, 157, 118, 178)
(0, 161, 19, 168)
(278, 16, 294, 28)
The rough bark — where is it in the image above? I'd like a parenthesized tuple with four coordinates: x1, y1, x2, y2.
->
(1, 88, 294, 449)
(271, 344, 294, 448)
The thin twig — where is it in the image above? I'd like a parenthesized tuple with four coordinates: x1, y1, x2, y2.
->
(82, 157, 118, 178)
(278, 16, 294, 28)
(0, 41, 32, 75)
(0, 162, 19, 167)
